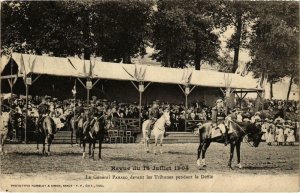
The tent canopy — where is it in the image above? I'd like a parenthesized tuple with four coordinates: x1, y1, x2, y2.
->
(1, 53, 263, 90)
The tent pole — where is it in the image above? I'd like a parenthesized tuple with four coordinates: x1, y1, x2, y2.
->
(87, 89, 90, 106)
(139, 90, 142, 130)
(240, 89, 243, 109)
(185, 93, 188, 132)
(0, 76, 2, 116)
(24, 82, 28, 144)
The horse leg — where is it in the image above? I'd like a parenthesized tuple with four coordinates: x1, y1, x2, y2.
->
(88, 143, 92, 158)
(42, 138, 46, 155)
(70, 129, 73, 147)
(159, 134, 164, 154)
(154, 134, 158, 155)
(235, 141, 242, 169)
(82, 140, 86, 159)
(47, 136, 52, 156)
(91, 142, 95, 160)
(99, 139, 102, 160)
(0, 135, 3, 155)
(201, 141, 211, 167)
(196, 142, 204, 167)
(36, 133, 40, 153)
(228, 142, 235, 169)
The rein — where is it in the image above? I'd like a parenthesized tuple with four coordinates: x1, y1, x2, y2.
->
(228, 119, 254, 147)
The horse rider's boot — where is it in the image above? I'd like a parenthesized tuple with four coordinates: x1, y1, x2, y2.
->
(224, 130, 228, 146)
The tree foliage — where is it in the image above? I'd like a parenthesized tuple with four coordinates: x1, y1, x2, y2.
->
(1, 1, 153, 62)
(151, 0, 221, 69)
(248, 2, 299, 83)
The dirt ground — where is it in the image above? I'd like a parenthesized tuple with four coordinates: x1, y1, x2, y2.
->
(1, 142, 298, 175)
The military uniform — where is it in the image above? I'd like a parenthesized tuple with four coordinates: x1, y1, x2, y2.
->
(146, 103, 160, 138)
(211, 99, 228, 145)
(36, 103, 49, 133)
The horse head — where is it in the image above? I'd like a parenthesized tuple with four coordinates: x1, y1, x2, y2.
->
(163, 111, 171, 126)
(246, 123, 265, 147)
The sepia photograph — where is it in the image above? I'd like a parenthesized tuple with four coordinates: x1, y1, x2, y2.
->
(0, 0, 299, 192)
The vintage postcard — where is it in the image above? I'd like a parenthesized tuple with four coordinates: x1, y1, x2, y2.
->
(0, 0, 299, 192)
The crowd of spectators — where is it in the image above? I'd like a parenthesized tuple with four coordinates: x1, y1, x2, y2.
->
(1, 94, 299, 141)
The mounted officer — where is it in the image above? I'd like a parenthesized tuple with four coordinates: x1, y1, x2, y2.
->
(36, 96, 50, 133)
(147, 101, 160, 138)
(211, 99, 228, 145)
(82, 106, 101, 140)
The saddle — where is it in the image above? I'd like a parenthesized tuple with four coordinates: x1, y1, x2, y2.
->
(209, 125, 223, 139)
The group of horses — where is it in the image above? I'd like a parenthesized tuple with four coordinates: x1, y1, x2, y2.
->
(0, 109, 264, 169)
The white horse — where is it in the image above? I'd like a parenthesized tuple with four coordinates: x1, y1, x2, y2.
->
(0, 111, 10, 155)
(142, 111, 171, 154)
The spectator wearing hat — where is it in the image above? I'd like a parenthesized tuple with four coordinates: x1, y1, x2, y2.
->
(266, 118, 276, 145)
(251, 112, 261, 123)
(275, 121, 285, 146)
(285, 120, 295, 146)
(261, 118, 269, 141)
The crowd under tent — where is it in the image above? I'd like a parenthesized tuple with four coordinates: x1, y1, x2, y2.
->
(1, 53, 265, 141)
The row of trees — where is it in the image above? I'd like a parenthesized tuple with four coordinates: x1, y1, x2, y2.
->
(1, 1, 299, 99)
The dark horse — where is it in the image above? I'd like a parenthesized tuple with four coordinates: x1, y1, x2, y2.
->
(197, 121, 264, 169)
(36, 116, 56, 155)
(69, 115, 84, 147)
(82, 115, 106, 160)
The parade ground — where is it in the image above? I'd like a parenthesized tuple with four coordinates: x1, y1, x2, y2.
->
(1, 142, 299, 192)
(1, 143, 298, 175)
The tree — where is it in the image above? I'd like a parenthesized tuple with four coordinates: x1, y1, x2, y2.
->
(1, 1, 153, 63)
(151, 0, 221, 70)
(248, 1, 299, 100)
(91, 1, 153, 63)
(222, 2, 256, 73)
(1, 1, 87, 57)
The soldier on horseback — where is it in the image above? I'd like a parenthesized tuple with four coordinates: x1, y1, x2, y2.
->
(83, 106, 100, 140)
(147, 101, 160, 139)
(36, 96, 50, 134)
(211, 99, 228, 145)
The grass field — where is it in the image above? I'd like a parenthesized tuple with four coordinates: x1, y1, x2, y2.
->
(1, 142, 298, 175)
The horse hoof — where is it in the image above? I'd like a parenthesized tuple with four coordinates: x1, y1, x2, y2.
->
(196, 159, 201, 167)
(236, 164, 242, 169)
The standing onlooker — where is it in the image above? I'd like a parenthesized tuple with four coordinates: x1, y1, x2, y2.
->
(266, 119, 276, 145)
(275, 123, 285, 146)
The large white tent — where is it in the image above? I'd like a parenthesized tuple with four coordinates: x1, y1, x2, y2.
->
(1, 53, 265, 140)
(1, 53, 263, 91)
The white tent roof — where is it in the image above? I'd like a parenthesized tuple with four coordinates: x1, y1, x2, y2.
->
(1, 53, 262, 90)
